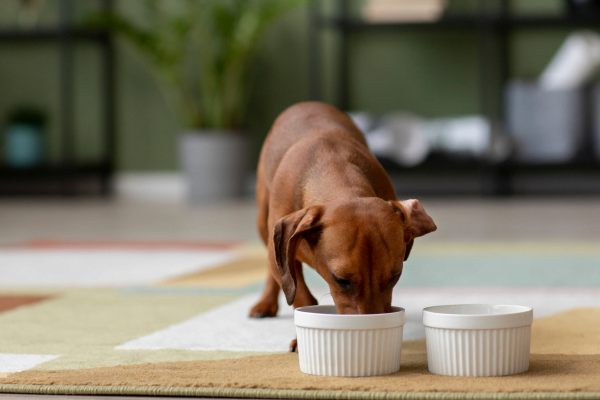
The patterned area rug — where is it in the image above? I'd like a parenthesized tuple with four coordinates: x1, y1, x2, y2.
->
(1, 240, 600, 399)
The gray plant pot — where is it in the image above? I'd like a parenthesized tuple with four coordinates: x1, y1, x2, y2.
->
(179, 131, 248, 203)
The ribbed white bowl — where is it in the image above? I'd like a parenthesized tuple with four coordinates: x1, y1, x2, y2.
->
(423, 304, 533, 377)
(295, 305, 405, 377)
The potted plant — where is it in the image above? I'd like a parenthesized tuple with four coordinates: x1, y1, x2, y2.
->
(93, 0, 305, 202)
(4, 106, 47, 168)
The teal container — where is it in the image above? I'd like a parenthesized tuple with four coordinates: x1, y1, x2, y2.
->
(4, 124, 45, 168)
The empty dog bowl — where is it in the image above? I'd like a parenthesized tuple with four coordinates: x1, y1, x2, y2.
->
(294, 305, 405, 377)
(423, 304, 533, 377)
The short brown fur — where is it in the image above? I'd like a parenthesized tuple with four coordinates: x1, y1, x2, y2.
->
(250, 102, 437, 351)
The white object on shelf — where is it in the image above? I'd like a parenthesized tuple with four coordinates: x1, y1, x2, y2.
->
(295, 305, 405, 377)
(539, 30, 600, 91)
(366, 113, 429, 167)
(423, 115, 491, 157)
(347, 111, 375, 135)
(364, 113, 491, 166)
(362, 0, 447, 23)
(505, 80, 585, 163)
(423, 304, 533, 377)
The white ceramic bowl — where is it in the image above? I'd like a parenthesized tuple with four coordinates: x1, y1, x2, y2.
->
(423, 304, 533, 377)
(294, 305, 405, 377)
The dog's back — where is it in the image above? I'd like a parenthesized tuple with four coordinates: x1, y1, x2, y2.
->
(255, 102, 394, 245)
(258, 102, 368, 185)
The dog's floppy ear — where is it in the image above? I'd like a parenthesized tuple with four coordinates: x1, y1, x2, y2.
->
(273, 206, 323, 305)
(389, 199, 436, 261)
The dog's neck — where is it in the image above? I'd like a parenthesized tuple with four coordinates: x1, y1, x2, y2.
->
(302, 161, 376, 206)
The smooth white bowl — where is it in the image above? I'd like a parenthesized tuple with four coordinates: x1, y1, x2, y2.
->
(423, 304, 533, 377)
(294, 305, 405, 377)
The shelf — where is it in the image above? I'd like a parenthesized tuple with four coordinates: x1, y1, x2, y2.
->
(329, 16, 479, 30)
(0, 2, 115, 196)
(0, 28, 109, 42)
(324, 14, 600, 31)
(0, 163, 112, 175)
(378, 154, 600, 173)
(0, 163, 113, 196)
(378, 154, 487, 172)
(501, 159, 600, 171)
(310, 0, 600, 195)
(506, 15, 600, 28)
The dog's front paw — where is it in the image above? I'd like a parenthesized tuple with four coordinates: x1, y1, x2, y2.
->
(289, 338, 298, 353)
(249, 300, 278, 318)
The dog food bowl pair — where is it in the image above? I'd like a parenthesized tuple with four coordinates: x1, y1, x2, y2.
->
(294, 304, 533, 377)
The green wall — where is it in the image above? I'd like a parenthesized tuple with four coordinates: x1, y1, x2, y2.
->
(0, 0, 587, 171)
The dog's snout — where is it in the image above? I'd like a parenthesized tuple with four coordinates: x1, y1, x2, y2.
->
(357, 304, 387, 314)
(336, 301, 388, 315)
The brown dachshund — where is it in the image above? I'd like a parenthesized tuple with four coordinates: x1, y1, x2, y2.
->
(250, 102, 437, 351)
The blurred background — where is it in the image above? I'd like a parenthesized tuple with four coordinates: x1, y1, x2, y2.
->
(1, 1, 600, 377)
(0, 0, 599, 243)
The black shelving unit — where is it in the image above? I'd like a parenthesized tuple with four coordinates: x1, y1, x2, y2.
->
(309, 0, 600, 196)
(0, 0, 115, 196)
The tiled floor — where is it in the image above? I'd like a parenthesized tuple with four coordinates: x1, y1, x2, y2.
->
(1, 196, 599, 245)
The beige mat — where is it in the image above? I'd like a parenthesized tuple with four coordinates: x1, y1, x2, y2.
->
(2, 308, 600, 395)
(3, 353, 599, 393)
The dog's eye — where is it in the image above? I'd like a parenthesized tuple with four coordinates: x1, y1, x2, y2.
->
(387, 273, 401, 290)
(331, 273, 353, 291)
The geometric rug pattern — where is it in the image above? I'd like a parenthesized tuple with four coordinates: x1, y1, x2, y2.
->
(1, 240, 599, 398)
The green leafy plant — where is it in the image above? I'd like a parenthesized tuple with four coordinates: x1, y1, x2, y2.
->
(92, 0, 305, 131)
